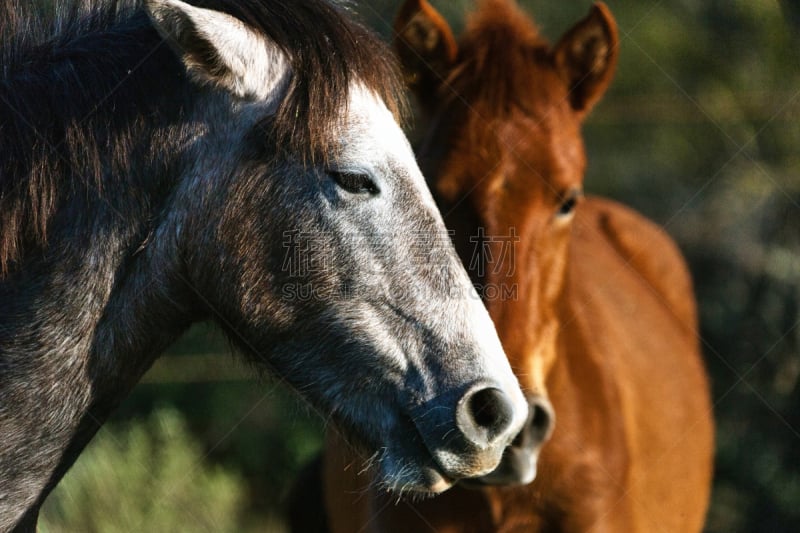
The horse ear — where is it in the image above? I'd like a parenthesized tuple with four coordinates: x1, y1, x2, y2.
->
(393, 0, 457, 105)
(553, 2, 618, 116)
(145, 0, 289, 101)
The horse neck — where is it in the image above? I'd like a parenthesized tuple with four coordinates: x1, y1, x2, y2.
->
(0, 14, 203, 492)
(0, 137, 197, 531)
(479, 228, 570, 396)
(0, 8, 203, 338)
(0, 10, 236, 527)
(0, 10, 196, 272)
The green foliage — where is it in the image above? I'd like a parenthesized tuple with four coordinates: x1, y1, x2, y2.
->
(100, 323, 325, 529)
(40, 408, 246, 533)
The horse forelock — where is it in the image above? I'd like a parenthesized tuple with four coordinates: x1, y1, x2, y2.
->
(0, 0, 405, 277)
(444, 0, 550, 117)
(234, 0, 407, 164)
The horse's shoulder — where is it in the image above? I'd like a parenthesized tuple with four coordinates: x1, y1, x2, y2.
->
(567, 196, 713, 532)
(573, 196, 697, 330)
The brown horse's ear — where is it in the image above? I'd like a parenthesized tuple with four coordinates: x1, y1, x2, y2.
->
(553, 2, 619, 116)
(394, 0, 457, 105)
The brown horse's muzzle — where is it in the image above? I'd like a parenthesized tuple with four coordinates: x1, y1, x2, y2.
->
(461, 395, 555, 487)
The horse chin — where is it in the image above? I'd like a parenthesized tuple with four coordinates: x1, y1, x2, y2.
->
(328, 409, 456, 496)
(459, 446, 538, 488)
(374, 426, 457, 496)
(378, 459, 455, 497)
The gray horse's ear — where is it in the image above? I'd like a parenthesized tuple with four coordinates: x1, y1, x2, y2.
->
(145, 0, 289, 101)
(553, 2, 618, 116)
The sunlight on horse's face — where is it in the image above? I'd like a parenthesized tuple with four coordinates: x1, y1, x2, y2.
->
(259, 84, 530, 493)
(175, 46, 528, 498)
(146, 0, 529, 495)
(220, 84, 532, 494)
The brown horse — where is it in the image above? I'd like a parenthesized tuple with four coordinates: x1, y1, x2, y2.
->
(305, 1, 714, 532)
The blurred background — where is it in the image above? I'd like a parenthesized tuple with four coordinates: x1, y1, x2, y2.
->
(39, 0, 799, 531)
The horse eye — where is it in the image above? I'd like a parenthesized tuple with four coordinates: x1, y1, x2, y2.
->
(557, 190, 582, 217)
(330, 171, 380, 195)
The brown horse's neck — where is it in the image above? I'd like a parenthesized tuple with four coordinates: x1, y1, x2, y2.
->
(484, 228, 571, 397)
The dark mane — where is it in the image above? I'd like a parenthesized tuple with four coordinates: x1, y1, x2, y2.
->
(0, 0, 403, 276)
(208, 0, 405, 156)
(445, 0, 550, 116)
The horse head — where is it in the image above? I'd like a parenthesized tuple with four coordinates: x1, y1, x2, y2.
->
(146, 0, 530, 494)
(394, 0, 619, 485)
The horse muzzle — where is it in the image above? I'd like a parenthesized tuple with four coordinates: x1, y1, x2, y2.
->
(461, 394, 555, 487)
(407, 380, 529, 485)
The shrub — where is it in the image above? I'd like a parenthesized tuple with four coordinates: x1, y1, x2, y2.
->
(40, 408, 246, 533)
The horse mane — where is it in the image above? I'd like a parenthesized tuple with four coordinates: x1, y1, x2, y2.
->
(445, 0, 551, 116)
(217, 0, 405, 155)
(0, 0, 404, 276)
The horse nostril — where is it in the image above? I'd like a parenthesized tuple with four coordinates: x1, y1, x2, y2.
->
(509, 396, 555, 449)
(456, 386, 515, 447)
(470, 388, 511, 429)
(528, 396, 555, 444)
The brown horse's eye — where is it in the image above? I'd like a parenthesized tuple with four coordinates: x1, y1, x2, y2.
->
(557, 189, 582, 217)
(330, 171, 380, 195)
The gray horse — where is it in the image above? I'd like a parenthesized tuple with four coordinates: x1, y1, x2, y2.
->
(0, 0, 527, 530)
